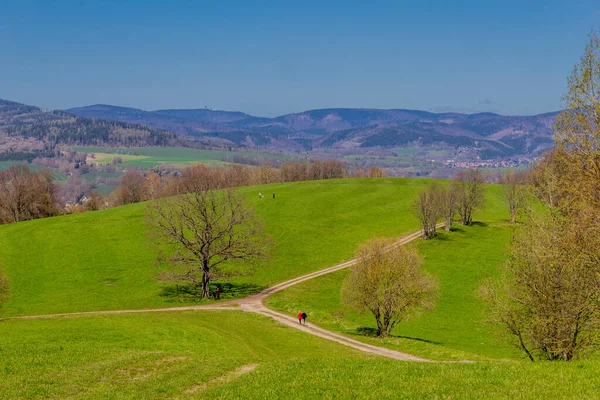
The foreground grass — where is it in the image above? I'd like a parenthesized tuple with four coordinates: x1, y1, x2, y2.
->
(209, 358, 600, 399)
(0, 311, 365, 399)
(2, 310, 600, 399)
(0, 178, 432, 317)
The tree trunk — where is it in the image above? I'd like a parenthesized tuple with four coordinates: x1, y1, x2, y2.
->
(510, 206, 516, 224)
(201, 261, 211, 298)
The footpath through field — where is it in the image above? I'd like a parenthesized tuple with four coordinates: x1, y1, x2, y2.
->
(4, 225, 447, 362)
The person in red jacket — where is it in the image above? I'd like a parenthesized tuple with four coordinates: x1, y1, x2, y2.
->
(297, 312, 303, 324)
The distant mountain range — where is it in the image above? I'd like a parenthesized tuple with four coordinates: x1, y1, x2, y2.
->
(68, 104, 560, 158)
(0, 98, 560, 160)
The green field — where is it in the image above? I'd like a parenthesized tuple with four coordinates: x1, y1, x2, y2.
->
(70, 146, 290, 169)
(3, 312, 600, 398)
(0, 178, 436, 317)
(2, 177, 599, 398)
(267, 223, 515, 361)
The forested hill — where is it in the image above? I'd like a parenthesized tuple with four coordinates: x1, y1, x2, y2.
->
(68, 103, 561, 158)
(0, 99, 182, 148)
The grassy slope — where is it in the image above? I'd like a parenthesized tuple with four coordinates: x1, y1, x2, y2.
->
(3, 179, 600, 398)
(2, 311, 600, 399)
(0, 311, 366, 399)
(267, 184, 519, 360)
(0, 178, 432, 317)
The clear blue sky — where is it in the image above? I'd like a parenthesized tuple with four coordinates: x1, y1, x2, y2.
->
(1, 0, 598, 116)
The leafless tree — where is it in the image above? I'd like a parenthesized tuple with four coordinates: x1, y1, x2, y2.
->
(147, 188, 271, 298)
(454, 169, 486, 225)
(479, 212, 600, 361)
(0, 165, 59, 224)
(440, 183, 458, 231)
(341, 239, 438, 337)
(84, 190, 105, 211)
(501, 170, 527, 224)
(143, 171, 162, 200)
(413, 182, 442, 238)
(112, 170, 149, 206)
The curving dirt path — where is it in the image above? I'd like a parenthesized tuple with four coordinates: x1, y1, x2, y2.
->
(3, 225, 446, 362)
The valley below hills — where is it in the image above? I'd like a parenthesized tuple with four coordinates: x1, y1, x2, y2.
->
(1, 98, 559, 178)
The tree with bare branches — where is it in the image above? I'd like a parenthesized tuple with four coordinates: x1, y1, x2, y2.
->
(454, 169, 486, 226)
(112, 170, 149, 206)
(341, 239, 438, 337)
(0, 165, 59, 224)
(440, 183, 458, 231)
(413, 182, 443, 239)
(84, 190, 105, 211)
(501, 170, 527, 224)
(147, 188, 270, 299)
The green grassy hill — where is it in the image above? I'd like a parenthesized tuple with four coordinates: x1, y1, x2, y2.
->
(3, 178, 600, 398)
(0, 178, 438, 317)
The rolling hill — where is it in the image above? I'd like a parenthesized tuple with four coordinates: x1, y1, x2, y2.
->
(68, 104, 560, 157)
(3, 178, 600, 399)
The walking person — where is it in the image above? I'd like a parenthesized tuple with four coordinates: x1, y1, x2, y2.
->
(272, 192, 275, 199)
(297, 312, 303, 324)
(301, 312, 307, 325)
(215, 287, 221, 300)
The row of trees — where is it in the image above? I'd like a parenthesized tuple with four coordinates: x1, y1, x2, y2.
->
(480, 32, 600, 362)
(111, 160, 386, 208)
(413, 169, 486, 238)
(0, 165, 60, 224)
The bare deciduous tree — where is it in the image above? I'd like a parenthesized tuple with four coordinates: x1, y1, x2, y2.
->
(454, 169, 486, 226)
(529, 150, 568, 211)
(0, 165, 59, 224)
(147, 188, 270, 299)
(84, 190, 105, 211)
(440, 183, 458, 231)
(501, 170, 527, 224)
(413, 182, 442, 239)
(341, 239, 438, 337)
(112, 170, 149, 206)
(478, 212, 600, 361)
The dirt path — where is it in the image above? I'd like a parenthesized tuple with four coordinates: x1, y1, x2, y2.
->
(3, 226, 444, 362)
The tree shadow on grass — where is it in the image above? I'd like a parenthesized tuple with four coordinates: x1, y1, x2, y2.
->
(471, 221, 489, 227)
(159, 282, 265, 303)
(354, 327, 442, 345)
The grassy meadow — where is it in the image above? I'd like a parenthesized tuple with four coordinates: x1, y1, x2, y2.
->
(2, 311, 600, 398)
(0, 178, 434, 317)
(70, 146, 290, 169)
(2, 177, 600, 398)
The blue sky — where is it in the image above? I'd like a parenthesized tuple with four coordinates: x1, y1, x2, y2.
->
(0, 0, 598, 116)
